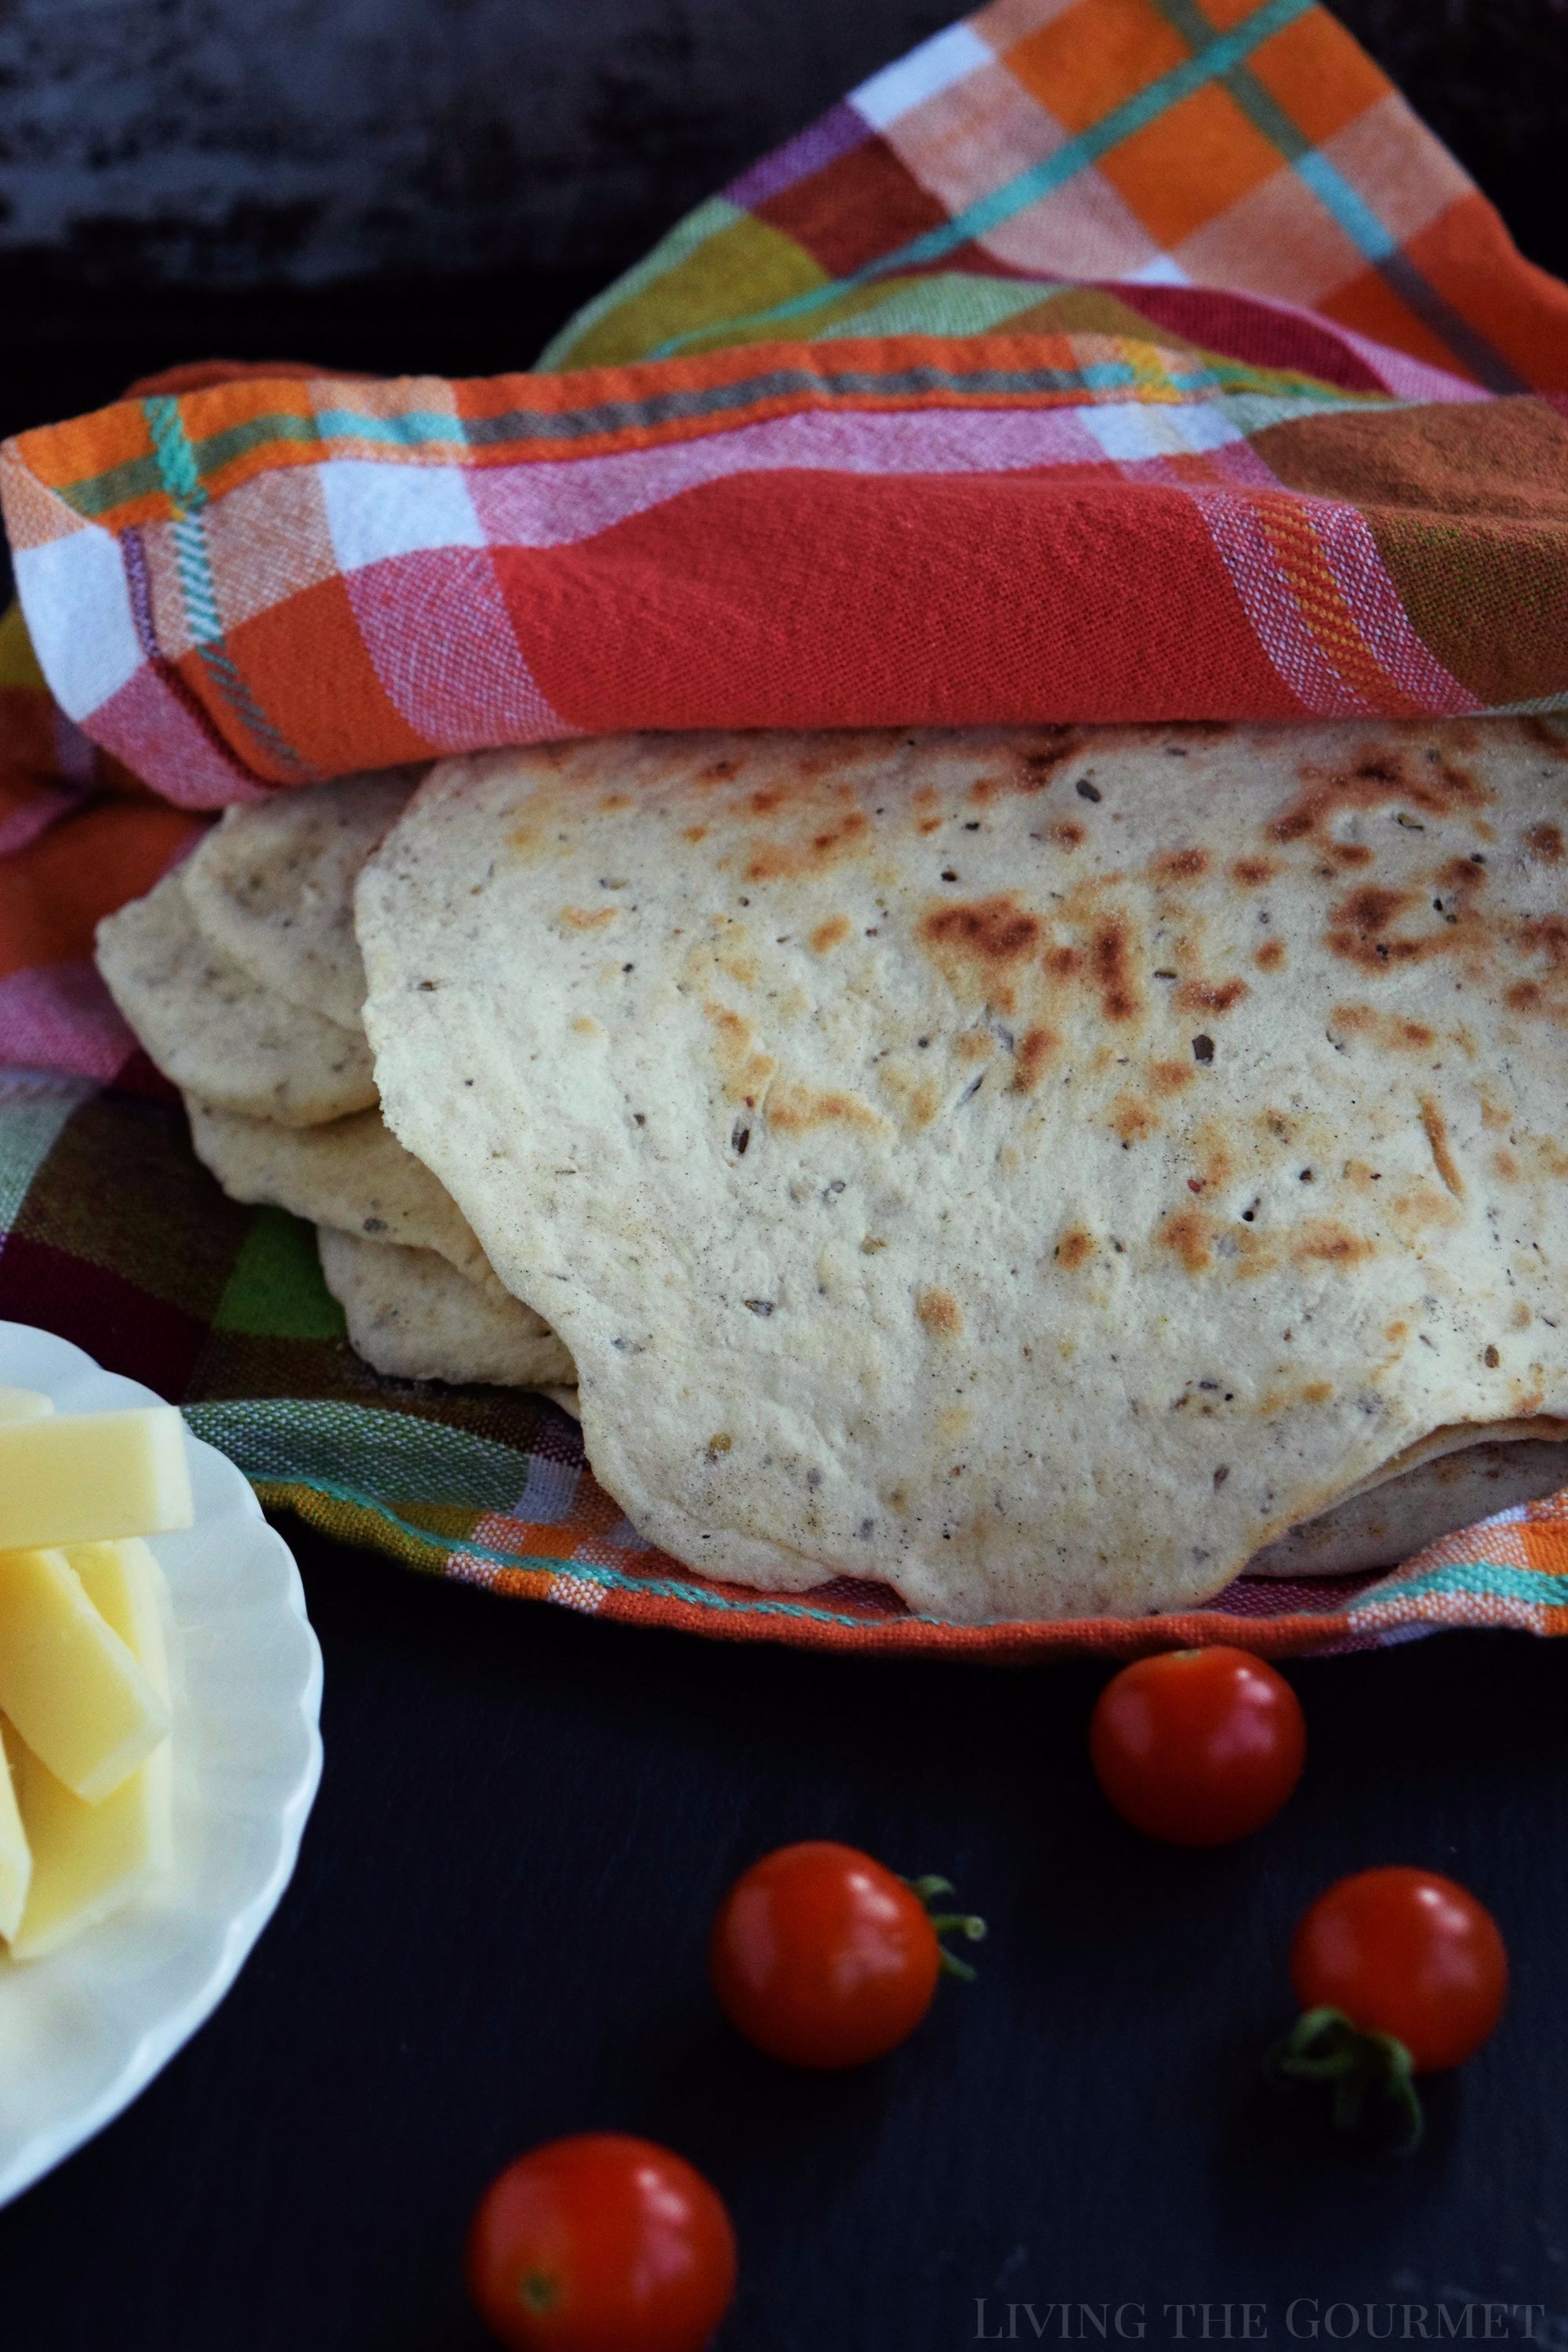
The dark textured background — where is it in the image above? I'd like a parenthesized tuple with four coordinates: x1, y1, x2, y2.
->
(0, 0, 1563, 437)
(4, 1537, 1568, 2350)
(2, 5, 1567, 2346)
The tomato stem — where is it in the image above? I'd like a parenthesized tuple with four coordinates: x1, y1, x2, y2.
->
(1266, 2005, 1424, 2156)
(902, 1875, 988, 1984)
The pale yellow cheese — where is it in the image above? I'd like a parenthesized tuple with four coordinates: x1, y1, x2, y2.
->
(0, 1405, 193, 1551)
(4, 1541, 176, 1959)
(0, 1547, 169, 1802)
(69, 1540, 172, 1688)
(0, 1720, 28, 1944)
(0, 1388, 53, 1424)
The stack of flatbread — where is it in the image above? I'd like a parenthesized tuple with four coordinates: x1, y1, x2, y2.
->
(94, 771, 577, 1408)
(97, 720, 1568, 1621)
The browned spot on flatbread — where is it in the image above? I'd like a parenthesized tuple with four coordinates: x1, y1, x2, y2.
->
(880, 1062, 944, 1131)
(1291, 1220, 1377, 1267)
(1419, 1095, 1465, 1197)
(744, 808, 870, 883)
(559, 904, 617, 931)
(1254, 938, 1286, 971)
(1329, 1003, 1437, 1051)
(1111, 1091, 1156, 1145)
(1158, 1208, 1214, 1274)
(1323, 883, 1474, 971)
(703, 1000, 776, 1105)
(1511, 913, 1568, 967)
(1149, 1058, 1193, 1095)
(1525, 822, 1564, 862)
(920, 896, 1043, 996)
(1523, 719, 1568, 759)
(1503, 913, 1568, 1018)
(1174, 976, 1249, 1016)
(1390, 1182, 1464, 1235)
(967, 728, 1083, 802)
(1182, 1123, 1235, 1196)
(768, 1083, 887, 1136)
(1504, 981, 1565, 1018)
(1436, 855, 1488, 898)
(1494, 1149, 1520, 1181)
(809, 913, 851, 953)
(1051, 821, 1087, 849)
(1055, 1226, 1094, 1269)
(1273, 744, 1490, 844)
(916, 1286, 963, 1336)
(1152, 847, 1210, 883)
(1011, 1026, 1058, 1091)
(1231, 857, 1278, 887)
(1329, 885, 1410, 957)
(1091, 914, 1142, 1022)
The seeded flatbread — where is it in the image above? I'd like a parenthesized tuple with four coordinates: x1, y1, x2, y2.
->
(317, 1227, 577, 1389)
(187, 1098, 498, 1290)
(97, 862, 377, 1125)
(1249, 1436, 1568, 1577)
(181, 770, 419, 1029)
(358, 720, 1568, 1624)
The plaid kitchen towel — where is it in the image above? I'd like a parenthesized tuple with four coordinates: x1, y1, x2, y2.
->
(2, 0, 1567, 1656)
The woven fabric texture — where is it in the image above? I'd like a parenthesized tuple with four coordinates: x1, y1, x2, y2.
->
(2, 0, 1566, 1654)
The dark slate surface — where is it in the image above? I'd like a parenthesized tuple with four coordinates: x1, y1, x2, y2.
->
(0, 0, 1563, 437)
(2, 1531, 1566, 2350)
(0, 0, 1560, 287)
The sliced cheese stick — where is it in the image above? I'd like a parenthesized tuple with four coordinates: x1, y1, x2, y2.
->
(4, 1541, 176, 1959)
(71, 1541, 173, 1706)
(0, 1387, 53, 1423)
(0, 1548, 169, 1802)
(0, 1721, 28, 1944)
(0, 1406, 192, 1552)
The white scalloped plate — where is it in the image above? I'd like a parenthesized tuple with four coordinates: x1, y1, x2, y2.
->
(0, 1321, 323, 2207)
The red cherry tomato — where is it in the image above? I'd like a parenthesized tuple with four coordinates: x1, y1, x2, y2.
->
(711, 1841, 971, 2068)
(466, 2132, 736, 2352)
(1089, 1646, 1305, 1846)
(1290, 1867, 1508, 2073)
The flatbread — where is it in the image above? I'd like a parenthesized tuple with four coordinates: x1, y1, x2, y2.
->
(317, 1227, 577, 1389)
(180, 770, 419, 1028)
(187, 1098, 499, 1290)
(358, 720, 1568, 1623)
(96, 862, 377, 1125)
(1249, 1437, 1568, 1577)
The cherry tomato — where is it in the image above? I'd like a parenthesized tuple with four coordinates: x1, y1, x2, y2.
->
(710, 1841, 982, 2068)
(1088, 1646, 1305, 1846)
(466, 2132, 736, 2352)
(1290, 1867, 1508, 2073)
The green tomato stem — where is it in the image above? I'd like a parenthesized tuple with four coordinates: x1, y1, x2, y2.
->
(1266, 2005, 1425, 2156)
(901, 1874, 988, 1987)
